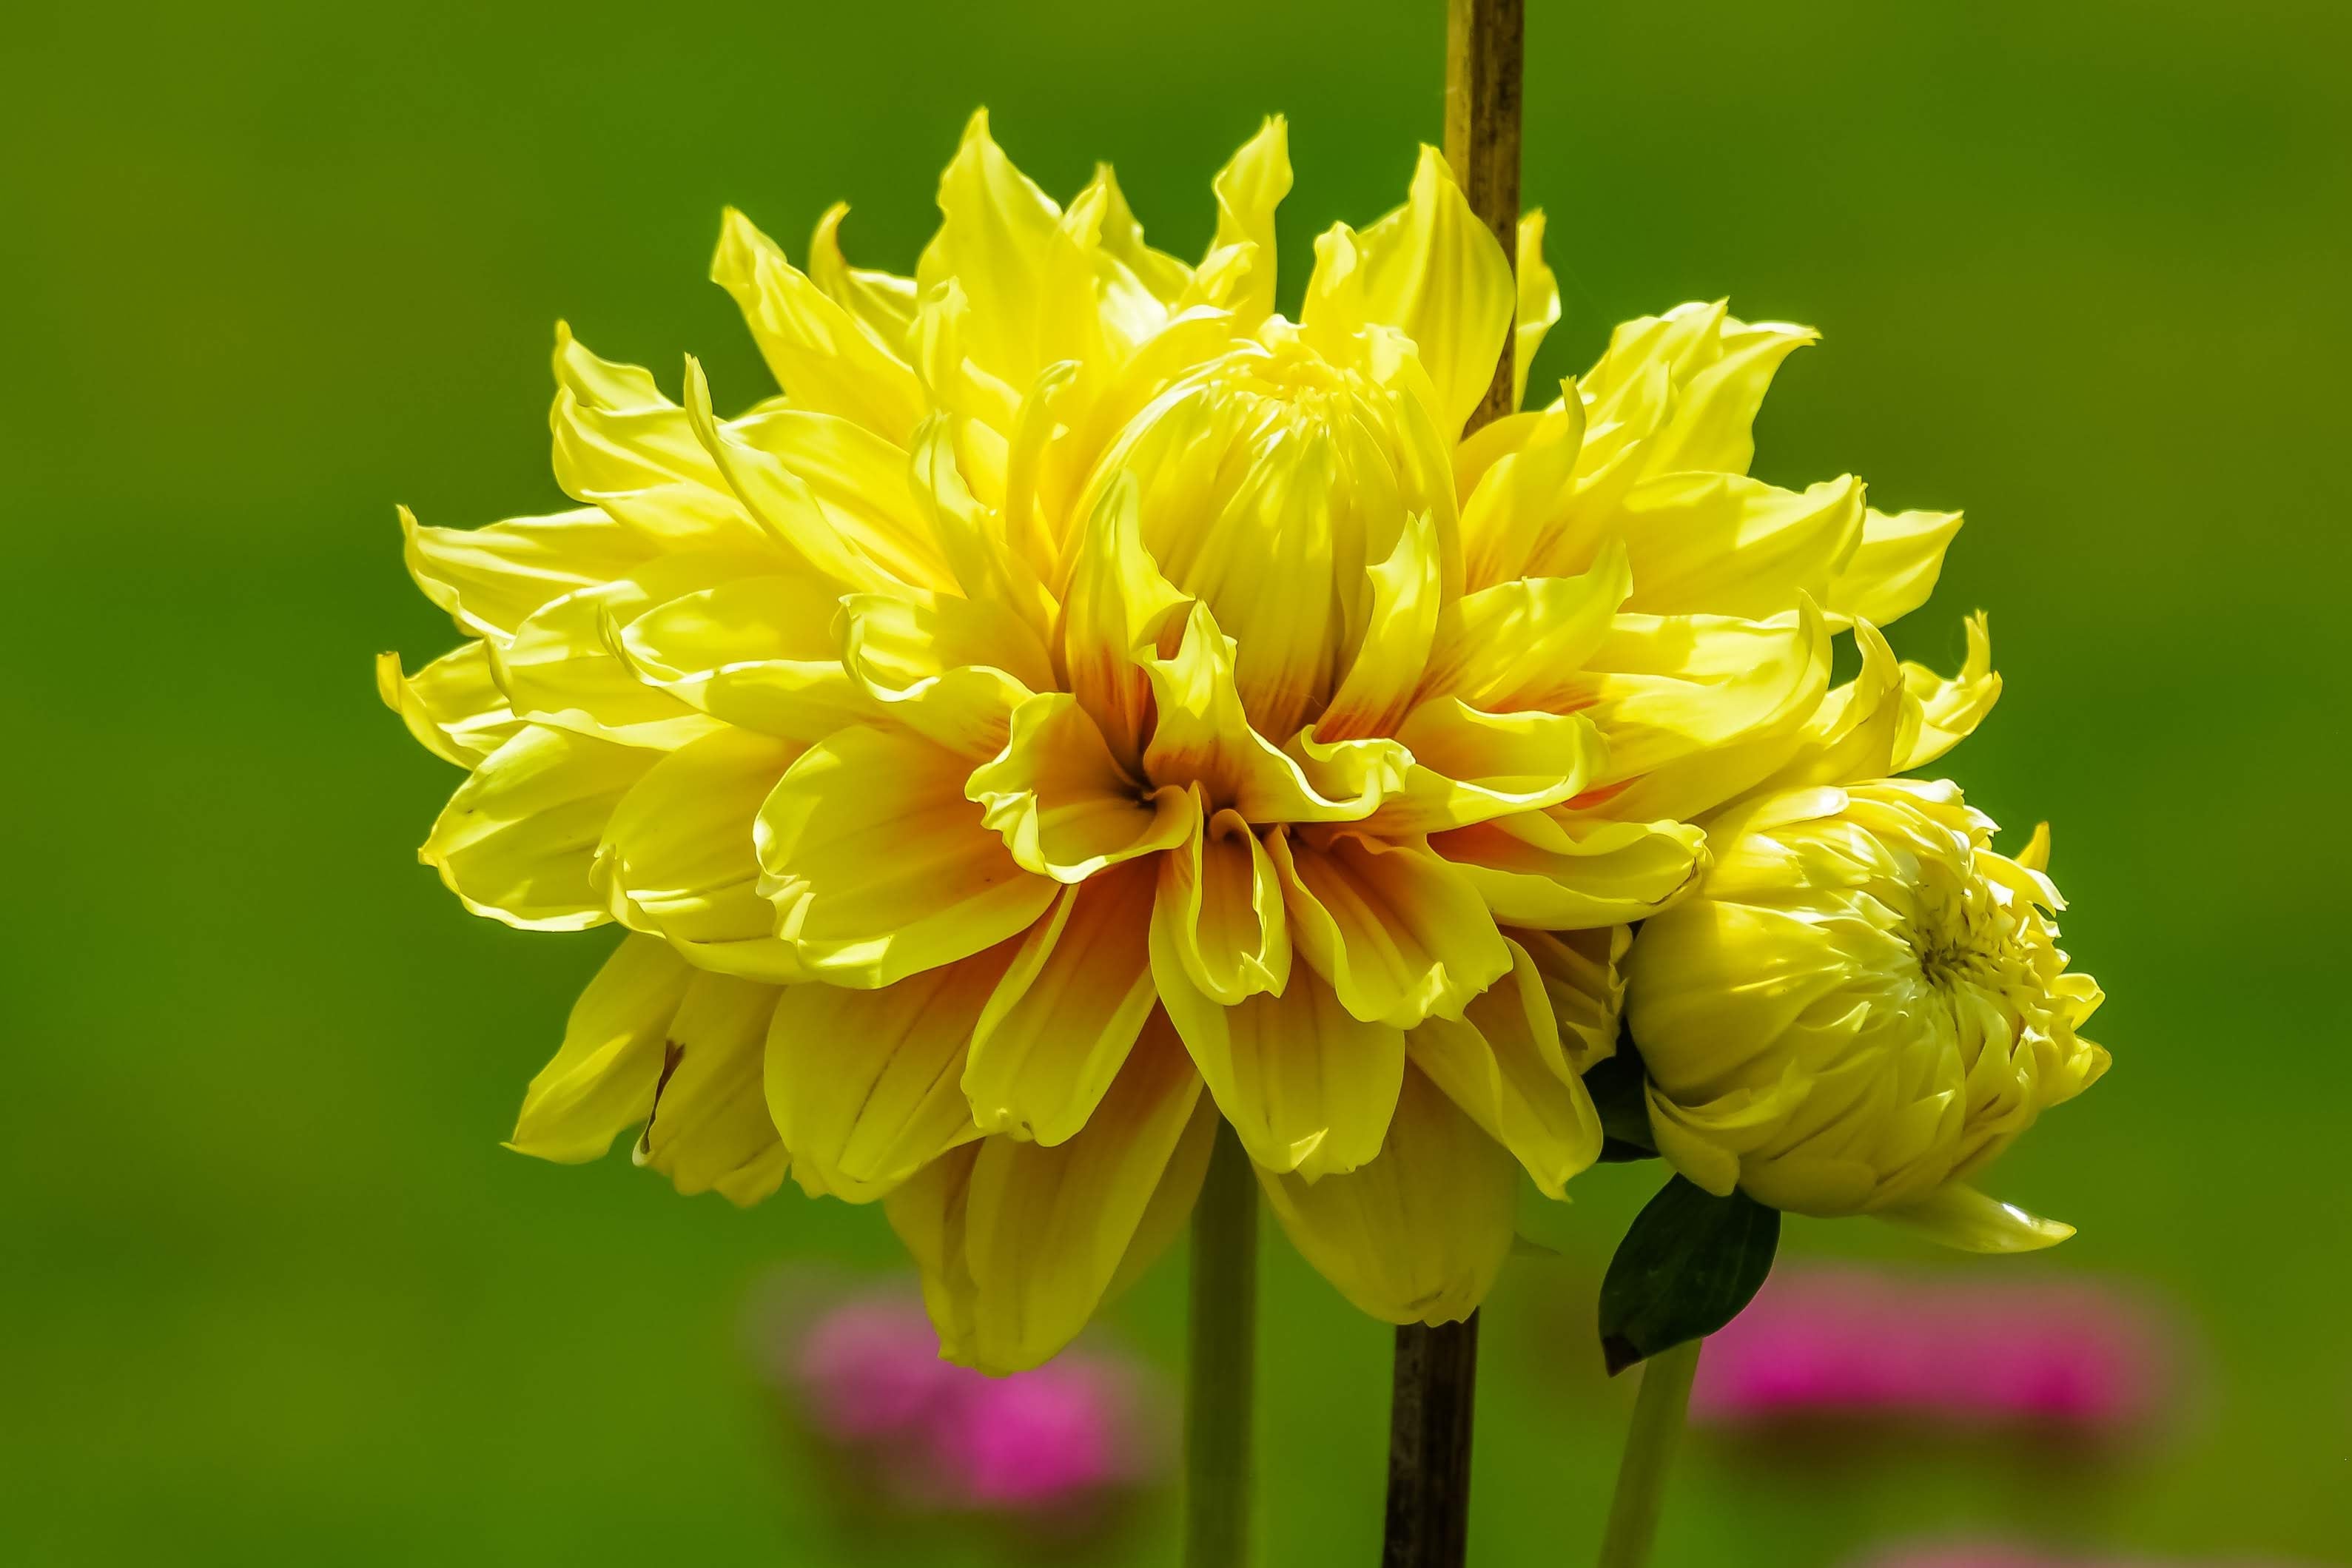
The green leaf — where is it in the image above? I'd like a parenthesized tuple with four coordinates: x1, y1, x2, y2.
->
(1582, 1044, 1658, 1162)
(1598, 1175, 1780, 1375)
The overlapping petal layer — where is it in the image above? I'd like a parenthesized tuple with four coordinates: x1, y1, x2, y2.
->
(387, 111, 1995, 1370)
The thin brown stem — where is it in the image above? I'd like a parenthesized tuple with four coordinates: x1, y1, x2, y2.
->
(1445, 0, 1525, 431)
(1382, 4, 1523, 1564)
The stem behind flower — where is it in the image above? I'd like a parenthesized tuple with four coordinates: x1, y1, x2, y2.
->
(1596, 1338, 1702, 1568)
(1185, 1123, 1257, 1568)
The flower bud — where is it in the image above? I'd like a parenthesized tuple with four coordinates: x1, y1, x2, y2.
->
(1623, 778, 2106, 1250)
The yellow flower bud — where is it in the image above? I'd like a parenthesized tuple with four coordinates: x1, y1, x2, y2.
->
(1623, 778, 2106, 1251)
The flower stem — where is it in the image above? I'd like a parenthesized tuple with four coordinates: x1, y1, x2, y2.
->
(1378, 8, 1522, 1564)
(1184, 1122, 1257, 1568)
(1382, 1315, 1482, 1567)
(1596, 1339, 1704, 1568)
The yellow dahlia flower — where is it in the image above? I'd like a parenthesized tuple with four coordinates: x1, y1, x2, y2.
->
(1622, 777, 2107, 1250)
(382, 111, 1974, 1370)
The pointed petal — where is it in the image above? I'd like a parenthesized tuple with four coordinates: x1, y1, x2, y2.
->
(1151, 944, 1403, 1180)
(1828, 507, 1963, 628)
(806, 201, 918, 357)
(1270, 830, 1512, 1029)
(1880, 1182, 2075, 1253)
(1512, 924, 1628, 1075)
(914, 110, 1066, 391)
(1432, 810, 1706, 929)
(765, 942, 1018, 1201)
(1206, 115, 1292, 327)
(400, 504, 655, 645)
(1349, 146, 1515, 437)
(508, 935, 690, 1163)
(593, 727, 807, 983)
(1143, 602, 1390, 824)
(887, 1017, 1208, 1373)
(493, 549, 763, 749)
(1897, 612, 2000, 770)
(1407, 938, 1602, 1197)
(611, 572, 873, 742)
(1422, 539, 1628, 708)
(967, 693, 1199, 881)
(1454, 395, 1587, 591)
(1149, 801, 1291, 1005)
(1318, 508, 1444, 742)
(1513, 209, 1562, 411)
(1608, 473, 1867, 620)
(377, 643, 520, 767)
(1059, 471, 1200, 768)
(713, 207, 926, 443)
(757, 724, 1058, 987)
(1257, 1064, 1517, 1325)
(421, 725, 655, 931)
(836, 587, 1044, 761)
(634, 971, 787, 1205)
(964, 861, 1160, 1143)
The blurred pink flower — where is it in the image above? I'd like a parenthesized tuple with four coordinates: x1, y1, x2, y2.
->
(1693, 1265, 2174, 1435)
(753, 1278, 1160, 1522)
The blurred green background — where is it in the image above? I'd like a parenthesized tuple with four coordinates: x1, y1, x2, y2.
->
(6, 0, 2347, 1562)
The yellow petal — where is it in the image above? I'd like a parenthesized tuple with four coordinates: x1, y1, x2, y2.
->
(1059, 474, 1192, 770)
(887, 1017, 1209, 1373)
(1512, 924, 1629, 1074)
(1206, 115, 1292, 328)
(1431, 810, 1706, 929)
(593, 727, 807, 983)
(915, 110, 1066, 393)
(1578, 302, 1815, 479)
(1733, 619, 1912, 799)
(1365, 698, 1607, 835)
(377, 643, 520, 767)
(547, 329, 767, 550)
(1151, 948, 1403, 1181)
(1143, 602, 1388, 824)
(1422, 538, 1628, 708)
(730, 403, 956, 591)
(765, 942, 1018, 1201)
(1605, 473, 1867, 620)
(713, 207, 926, 443)
(634, 970, 787, 1205)
(806, 201, 918, 358)
(1880, 1182, 2074, 1254)
(1269, 830, 1511, 1029)
(1407, 938, 1602, 1197)
(1346, 146, 1515, 437)
(2016, 821, 2052, 875)
(1574, 602, 1833, 821)
(611, 572, 874, 742)
(1513, 209, 1562, 411)
(1318, 508, 1444, 743)
(421, 725, 656, 931)
(494, 550, 764, 749)
(1257, 1064, 1517, 1325)
(837, 586, 1048, 762)
(1827, 507, 1963, 629)
(757, 724, 1058, 988)
(1897, 612, 2000, 770)
(908, 411, 1055, 636)
(1094, 163, 1195, 308)
(965, 861, 1160, 1143)
(400, 503, 655, 645)
(1454, 393, 1587, 591)
(682, 356, 898, 592)
(508, 935, 690, 1164)
(1151, 800, 1292, 1005)
(966, 693, 1199, 881)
